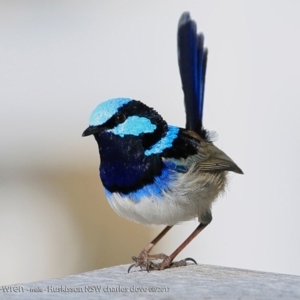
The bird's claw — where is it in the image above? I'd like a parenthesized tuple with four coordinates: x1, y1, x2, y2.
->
(127, 253, 167, 273)
(128, 256, 197, 273)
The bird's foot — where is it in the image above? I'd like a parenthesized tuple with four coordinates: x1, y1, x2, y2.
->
(127, 250, 168, 272)
(144, 257, 198, 271)
(128, 252, 197, 272)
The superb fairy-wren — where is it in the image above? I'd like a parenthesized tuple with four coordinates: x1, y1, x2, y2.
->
(82, 12, 243, 272)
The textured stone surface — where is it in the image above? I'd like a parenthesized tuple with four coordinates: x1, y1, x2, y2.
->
(1, 264, 300, 299)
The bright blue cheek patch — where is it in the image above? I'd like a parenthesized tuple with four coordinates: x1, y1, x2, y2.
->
(89, 98, 131, 126)
(145, 125, 179, 156)
(109, 116, 156, 137)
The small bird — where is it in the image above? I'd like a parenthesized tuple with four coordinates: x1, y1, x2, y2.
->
(82, 12, 243, 272)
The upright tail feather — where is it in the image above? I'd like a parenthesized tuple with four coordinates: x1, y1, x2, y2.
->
(177, 12, 208, 139)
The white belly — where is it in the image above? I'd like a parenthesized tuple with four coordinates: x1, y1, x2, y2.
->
(105, 167, 227, 226)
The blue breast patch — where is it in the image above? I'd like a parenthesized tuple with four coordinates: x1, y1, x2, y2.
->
(89, 98, 131, 126)
(105, 163, 178, 202)
(145, 125, 179, 156)
(109, 116, 157, 137)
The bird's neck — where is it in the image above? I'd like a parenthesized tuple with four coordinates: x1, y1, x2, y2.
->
(94, 132, 162, 194)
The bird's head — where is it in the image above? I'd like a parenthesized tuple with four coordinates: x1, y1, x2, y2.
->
(83, 98, 171, 193)
(82, 98, 168, 150)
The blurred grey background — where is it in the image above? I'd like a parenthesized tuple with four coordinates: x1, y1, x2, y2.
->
(1, 0, 300, 285)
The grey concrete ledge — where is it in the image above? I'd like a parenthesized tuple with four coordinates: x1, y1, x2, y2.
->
(1, 264, 300, 299)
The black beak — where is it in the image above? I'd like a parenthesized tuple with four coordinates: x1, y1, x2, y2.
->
(82, 125, 103, 137)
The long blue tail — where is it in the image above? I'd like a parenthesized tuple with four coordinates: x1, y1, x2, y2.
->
(177, 12, 208, 139)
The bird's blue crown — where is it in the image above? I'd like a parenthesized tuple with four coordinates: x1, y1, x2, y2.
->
(89, 97, 131, 126)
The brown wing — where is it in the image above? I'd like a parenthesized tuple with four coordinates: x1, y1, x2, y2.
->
(163, 128, 243, 174)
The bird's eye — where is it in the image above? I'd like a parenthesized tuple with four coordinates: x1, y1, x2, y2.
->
(115, 113, 126, 124)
